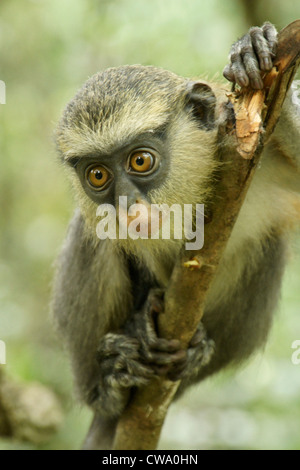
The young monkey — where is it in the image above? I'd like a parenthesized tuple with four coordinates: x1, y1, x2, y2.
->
(52, 22, 300, 449)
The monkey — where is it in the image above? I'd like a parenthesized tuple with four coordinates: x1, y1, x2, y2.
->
(51, 22, 300, 449)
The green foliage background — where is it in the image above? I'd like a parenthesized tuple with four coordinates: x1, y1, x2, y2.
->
(0, 0, 299, 450)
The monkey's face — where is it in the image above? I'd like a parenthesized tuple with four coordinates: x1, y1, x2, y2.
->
(55, 65, 220, 255)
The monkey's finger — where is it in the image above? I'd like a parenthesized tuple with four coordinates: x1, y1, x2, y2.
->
(126, 360, 156, 379)
(167, 363, 187, 381)
(189, 327, 206, 347)
(228, 49, 250, 88)
(152, 356, 187, 378)
(235, 32, 262, 88)
(147, 288, 165, 314)
(106, 372, 152, 389)
(147, 349, 187, 366)
(229, 35, 262, 89)
(114, 356, 156, 379)
(146, 289, 165, 336)
(223, 64, 235, 83)
(142, 289, 166, 343)
(242, 52, 263, 89)
(97, 334, 140, 362)
(262, 21, 278, 55)
(250, 26, 274, 71)
(149, 337, 182, 353)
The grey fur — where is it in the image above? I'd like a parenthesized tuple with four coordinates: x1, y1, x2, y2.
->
(51, 24, 300, 449)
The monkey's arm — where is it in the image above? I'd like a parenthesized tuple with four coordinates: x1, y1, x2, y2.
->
(51, 210, 131, 408)
(51, 210, 151, 418)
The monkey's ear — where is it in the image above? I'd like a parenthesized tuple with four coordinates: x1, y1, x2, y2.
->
(185, 81, 216, 130)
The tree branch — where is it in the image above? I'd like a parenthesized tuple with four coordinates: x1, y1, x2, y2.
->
(113, 20, 300, 450)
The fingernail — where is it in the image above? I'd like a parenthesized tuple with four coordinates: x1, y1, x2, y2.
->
(173, 350, 187, 360)
(263, 57, 272, 70)
(238, 76, 249, 88)
(252, 77, 263, 89)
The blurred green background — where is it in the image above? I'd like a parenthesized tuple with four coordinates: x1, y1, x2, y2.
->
(0, 0, 300, 450)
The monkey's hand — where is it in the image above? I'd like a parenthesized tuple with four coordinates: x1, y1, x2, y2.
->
(95, 332, 155, 417)
(127, 289, 215, 383)
(125, 288, 187, 378)
(223, 22, 278, 89)
(94, 289, 186, 417)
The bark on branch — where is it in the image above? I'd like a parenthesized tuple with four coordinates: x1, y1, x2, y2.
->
(113, 20, 300, 450)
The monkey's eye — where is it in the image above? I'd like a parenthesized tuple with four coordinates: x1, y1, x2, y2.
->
(86, 164, 111, 190)
(128, 151, 155, 174)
